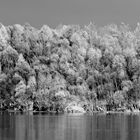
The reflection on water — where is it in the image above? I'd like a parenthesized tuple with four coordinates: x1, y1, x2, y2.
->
(0, 112, 140, 140)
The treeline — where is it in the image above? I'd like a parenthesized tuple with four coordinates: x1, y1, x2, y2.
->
(0, 22, 140, 112)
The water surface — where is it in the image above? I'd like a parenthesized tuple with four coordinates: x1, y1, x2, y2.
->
(0, 112, 140, 140)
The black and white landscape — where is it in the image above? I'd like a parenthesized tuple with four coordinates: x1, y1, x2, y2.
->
(0, 0, 140, 140)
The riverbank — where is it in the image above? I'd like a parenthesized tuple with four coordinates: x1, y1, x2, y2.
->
(5, 109, 140, 115)
(3, 102, 140, 115)
(1, 97, 140, 114)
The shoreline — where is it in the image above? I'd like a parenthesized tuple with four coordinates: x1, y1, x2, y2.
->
(4, 109, 140, 115)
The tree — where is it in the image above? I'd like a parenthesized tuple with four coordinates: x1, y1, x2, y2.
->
(0, 23, 10, 50)
(15, 80, 26, 97)
(0, 45, 18, 73)
(15, 54, 31, 83)
(10, 24, 30, 56)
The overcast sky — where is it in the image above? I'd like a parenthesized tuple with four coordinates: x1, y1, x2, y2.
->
(0, 0, 140, 28)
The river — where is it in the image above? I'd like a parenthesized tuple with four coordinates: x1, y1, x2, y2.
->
(0, 112, 139, 140)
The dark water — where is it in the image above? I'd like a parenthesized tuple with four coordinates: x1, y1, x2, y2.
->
(0, 112, 140, 140)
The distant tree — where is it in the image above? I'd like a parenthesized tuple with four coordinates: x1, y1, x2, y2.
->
(0, 23, 10, 49)
(15, 80, 26, 97)
(0, 45, 18, 73)
(15, 54, 31, 83)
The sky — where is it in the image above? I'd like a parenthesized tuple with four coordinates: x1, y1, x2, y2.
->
(0, 0, 140, 29)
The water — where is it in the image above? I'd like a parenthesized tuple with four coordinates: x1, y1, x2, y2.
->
(0, 112, 140, 140)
